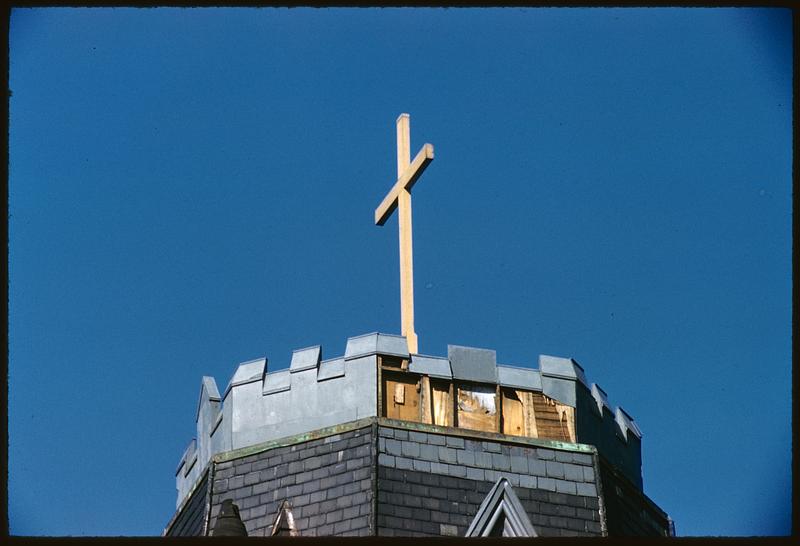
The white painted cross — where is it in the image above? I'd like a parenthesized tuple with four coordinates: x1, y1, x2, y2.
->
(375, 113, 434, 355)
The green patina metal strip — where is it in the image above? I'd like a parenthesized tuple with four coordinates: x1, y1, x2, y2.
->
(211, 413, 595, 466)
(212, 416, 379, 463)
(202, 459, 215, 536)
(163, 466, 210, 536)
(378, 417, 597, 453)
(591, 449, 608, 537)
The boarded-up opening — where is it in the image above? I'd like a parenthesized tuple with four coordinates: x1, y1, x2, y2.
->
(530, 392, 575, 442)
(501, 388, 539, 438)
(456, 383, 498, 433)
(381, 371, 421, 422)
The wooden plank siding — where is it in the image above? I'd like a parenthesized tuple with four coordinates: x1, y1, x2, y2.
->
(378, 368, 575, 443)
(530, 392, 575, 442)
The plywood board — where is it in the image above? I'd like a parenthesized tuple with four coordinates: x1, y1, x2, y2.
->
(501, 388, 524, 436)
(456, 384, 498, 433)
(382, 372, 421, 422)
(502, 389, 540, 438)
(394, 383, 405, 404)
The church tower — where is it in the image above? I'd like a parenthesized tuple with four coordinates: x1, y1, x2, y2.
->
(163, 115, 673, 537)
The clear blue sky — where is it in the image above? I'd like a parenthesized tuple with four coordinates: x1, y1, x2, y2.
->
(8, 7, 792, 537)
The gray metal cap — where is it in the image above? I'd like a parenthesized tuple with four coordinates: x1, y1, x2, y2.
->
(448, 345, 497, 383)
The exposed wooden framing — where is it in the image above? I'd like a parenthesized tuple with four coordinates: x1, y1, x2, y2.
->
(501, 388, 525, 437)
(456, 382, 499, 433)
(448, 382, 455, 427)
(522, 390, 539, 438)
(530, 392, 575, 442)
(376, 358, 574, 443)
(453, 381, 459, 428)
(429, 379, 452, 427)
(555, 402, 576, 443)
(495, 384, 502, 434)
(419, 375, 433, 424)
(381, 355, 403, 369)
(501, 389, 541, 438)
(376, 356, 383, 424)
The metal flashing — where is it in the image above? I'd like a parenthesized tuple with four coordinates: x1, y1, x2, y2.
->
(539, 354, 589, 386)
(496, 365, 542, 391)
(614, 419, 628, 443)
(448, 345, 497, 383)
(465, 477, 538, 537)
(195, 376, 221, 422)
(164, 466, 211, 534)
(317, 357, 345, 381)
(343, 332, 378, 360)
(344, 332, 409, 360)
(541, 375, 576, 407)
(377, 333, 410, 357)
(231, 357, 267, 384)
(290, 345, 321, 373)
(210, 411, 224, 437)
(213, 417, 377, 463)
(615, 407, 643, 440)
(223, 357, 267, 398)
(270, 500, 298, 536)
(262, 369, 291, 395)
(409, 354, 452, 378)
(379, 417, 596, 454)
(174, 332, 649, 515)
(591, 383, 612, 416)
(177, 438, 197, 475)
(183, 451, 198, 477)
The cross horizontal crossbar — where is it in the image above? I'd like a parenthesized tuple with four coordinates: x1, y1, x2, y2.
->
(374, 143, 435, 226)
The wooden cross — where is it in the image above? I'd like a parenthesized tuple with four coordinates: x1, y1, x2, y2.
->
(375, 113, 434, 355)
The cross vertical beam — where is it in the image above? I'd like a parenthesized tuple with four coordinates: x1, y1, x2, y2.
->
(375, 113, 435, 355)
(396, 114, 417, 354)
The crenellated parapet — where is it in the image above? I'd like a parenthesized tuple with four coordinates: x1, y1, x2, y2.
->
(174, 334, 392, 507)
(534, 355, 644, 489)
(174, 332, 645, 507)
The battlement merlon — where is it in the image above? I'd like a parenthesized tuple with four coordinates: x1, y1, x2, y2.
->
(174, 332, 645, 506)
